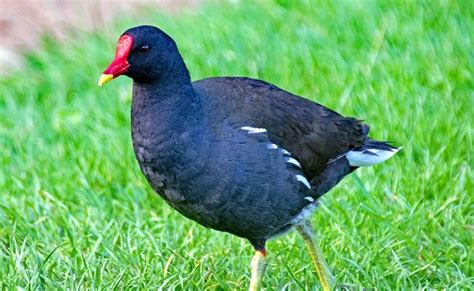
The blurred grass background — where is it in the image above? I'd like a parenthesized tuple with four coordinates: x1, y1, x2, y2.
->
(0, 0, 472, 289)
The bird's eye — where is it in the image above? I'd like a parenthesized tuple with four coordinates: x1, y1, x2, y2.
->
(139, 45, 150, 53)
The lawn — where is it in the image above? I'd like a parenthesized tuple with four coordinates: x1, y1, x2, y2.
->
(0, 0, 472, 289)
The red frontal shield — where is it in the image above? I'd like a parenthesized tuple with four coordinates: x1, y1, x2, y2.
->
(99, 34, 134, 86)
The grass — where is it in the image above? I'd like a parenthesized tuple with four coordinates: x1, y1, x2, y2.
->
(0, 0, 472, 289)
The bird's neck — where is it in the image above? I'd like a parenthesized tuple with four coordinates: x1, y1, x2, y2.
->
(131, 66, 202, 130)
(131, 72, 207, 170)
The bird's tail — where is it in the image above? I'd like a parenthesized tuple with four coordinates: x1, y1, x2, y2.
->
(346, 139, 401, 167)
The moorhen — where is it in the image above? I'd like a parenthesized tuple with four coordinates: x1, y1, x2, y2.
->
(98, 25, 400, 290)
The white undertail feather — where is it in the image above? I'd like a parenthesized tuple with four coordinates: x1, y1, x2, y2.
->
(346, 147, 402, 167)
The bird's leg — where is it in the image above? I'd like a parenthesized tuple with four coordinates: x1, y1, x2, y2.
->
(249, 249, 267, 291)
(296, 221, 335, 291)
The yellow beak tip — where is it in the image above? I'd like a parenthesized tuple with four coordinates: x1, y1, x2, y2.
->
(98, 74, 114, 87)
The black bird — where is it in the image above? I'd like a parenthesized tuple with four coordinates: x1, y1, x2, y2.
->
(99, 25, 400, 290)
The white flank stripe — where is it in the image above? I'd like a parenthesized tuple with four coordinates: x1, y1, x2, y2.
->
(347, 147, 401, 167)
(241, 126, 267, 134)
(304, 196, 314, 202)
(281, 148, 290, 156)
(286, 157, 301, 168)
(296, 175, 311, 189)
(266, 143, 278, 149)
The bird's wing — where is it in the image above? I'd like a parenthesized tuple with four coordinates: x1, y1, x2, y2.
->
(194, 77, 368, 181)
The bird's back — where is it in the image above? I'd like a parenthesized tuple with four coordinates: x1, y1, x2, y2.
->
(193, 77, 368, 196)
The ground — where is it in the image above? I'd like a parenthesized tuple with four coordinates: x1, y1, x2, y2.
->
(0, 1, 472, 289)
(0, 0, 197, 74)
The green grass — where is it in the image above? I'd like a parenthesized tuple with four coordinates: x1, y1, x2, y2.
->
(0, 0, 472, 289)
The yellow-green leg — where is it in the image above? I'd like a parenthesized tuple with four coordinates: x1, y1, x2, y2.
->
(296, 221, 335, 291)
(249, 250, 267, 291)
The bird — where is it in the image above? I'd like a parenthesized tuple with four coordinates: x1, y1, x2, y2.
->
(98, 25, 400, 290)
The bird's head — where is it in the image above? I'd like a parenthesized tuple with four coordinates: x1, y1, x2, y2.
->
(98, 25, 181, 86)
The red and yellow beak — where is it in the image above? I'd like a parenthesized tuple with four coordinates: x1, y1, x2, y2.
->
(98, 34, 134, 86)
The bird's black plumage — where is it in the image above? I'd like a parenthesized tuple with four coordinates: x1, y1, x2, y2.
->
(106, 25, 396, 250)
